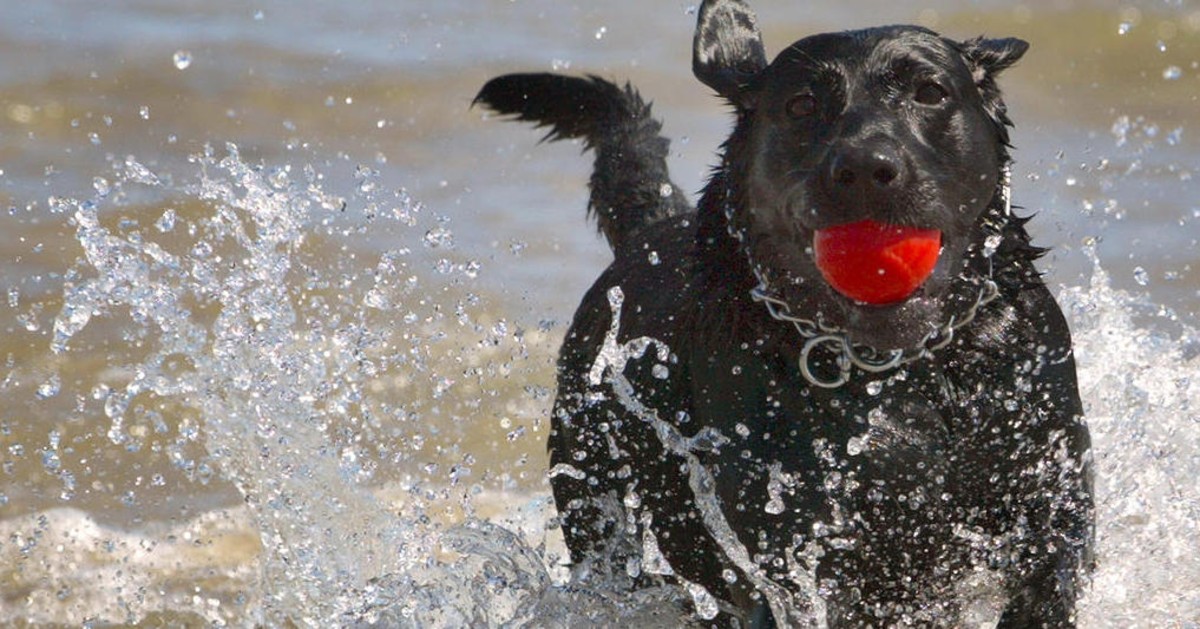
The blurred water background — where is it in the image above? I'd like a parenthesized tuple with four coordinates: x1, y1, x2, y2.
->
(0, 0, 1197, 626)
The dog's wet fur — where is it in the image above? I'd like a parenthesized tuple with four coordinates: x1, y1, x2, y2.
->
(476, 1, 1093, 626)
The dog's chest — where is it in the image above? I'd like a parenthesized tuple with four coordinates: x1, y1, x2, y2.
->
(686, 343, 1004, 578)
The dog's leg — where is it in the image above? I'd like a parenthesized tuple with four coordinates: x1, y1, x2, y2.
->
(997, 563, 1079, 629)
(474, 74, 690, 250)
(999, 500, 1092, 628)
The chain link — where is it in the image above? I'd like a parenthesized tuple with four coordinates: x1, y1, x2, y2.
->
(753, 275, 1000, 388)
(727, 169, 1011, 389)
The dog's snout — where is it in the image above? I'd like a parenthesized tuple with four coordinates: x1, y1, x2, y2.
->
(828, 145, 905, 193)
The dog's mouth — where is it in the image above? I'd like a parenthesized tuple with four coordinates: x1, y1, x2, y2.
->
(812, 220, 942, 305)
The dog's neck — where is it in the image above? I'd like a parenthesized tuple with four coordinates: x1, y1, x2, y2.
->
(694, 162, 1030, 388)
(696, 168, 751, 268)
(695, 128, 763, 284)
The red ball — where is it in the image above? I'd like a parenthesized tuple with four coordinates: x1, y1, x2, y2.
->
(813, 220, 942, 305)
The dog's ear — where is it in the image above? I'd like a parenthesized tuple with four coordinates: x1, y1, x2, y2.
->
(693, 0, 767, 106)
(959, 37, 1028, 145)
(961, 37, 1029, 83)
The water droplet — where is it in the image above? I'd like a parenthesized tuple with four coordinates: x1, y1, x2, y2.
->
(651, 364, 669, 379)
(594, 26, 607, 40)
(685, 582, 720, 620)
(36, 374, 61, 399)
(138, 105, 150, 120)
(658, 183, 673, 198)
(92, 177, 110, 197)
(422, 226, 453, 249)
(1133, 266, 1149, 286)
(623, 490, 641, 509)
(548, 463, 586, 480)
(1118, 22, 1132, 35)
(1163, 66, 1182, 80)
(865, 380, 883, 395)
(51, 300, 93, 353)
(735, 423, 750, 437)
(647, 250, 660, 265)
(123, 157, 160, 185)
(983, 233, 1003, 257)
(20, 309, 41, 332)
(847, 435, 865, 456)
(173, 50, 192, 70)
(506, 426, 526, 442)
(152, 208, 176, 233)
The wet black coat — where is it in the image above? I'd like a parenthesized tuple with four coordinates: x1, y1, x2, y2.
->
(477, 9, 1092, 627)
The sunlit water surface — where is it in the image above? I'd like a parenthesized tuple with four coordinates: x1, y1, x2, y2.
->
(1, 1, 1197, 626)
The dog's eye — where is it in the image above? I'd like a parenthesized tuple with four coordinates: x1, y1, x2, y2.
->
(786, 94, 818, 118)
(914, 81, 949, 105)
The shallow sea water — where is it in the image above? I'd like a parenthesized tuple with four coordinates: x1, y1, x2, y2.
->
(0, 1, 1197, 626)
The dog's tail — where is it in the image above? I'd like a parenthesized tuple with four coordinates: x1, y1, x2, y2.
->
(474, 73, 691, 251)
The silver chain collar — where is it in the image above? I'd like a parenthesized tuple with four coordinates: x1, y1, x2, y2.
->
(725, 168, 1011, 389)
(749, 273, 1000, 388)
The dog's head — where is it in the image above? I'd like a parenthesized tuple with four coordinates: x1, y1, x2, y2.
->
(695, 0, 1027, 350)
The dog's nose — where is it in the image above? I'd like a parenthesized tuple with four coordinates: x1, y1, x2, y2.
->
(827, 145, 905, 192)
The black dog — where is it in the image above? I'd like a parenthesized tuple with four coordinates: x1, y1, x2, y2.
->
(477, 1, 1092, 626)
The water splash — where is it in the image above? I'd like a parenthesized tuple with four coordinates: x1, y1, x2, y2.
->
(4, 147, 1198, 626)
(12, 144, 695, 627)
(38, 145, 455, 624)
(587, 285, 823, 626)
(1065, 247, 1200, 626)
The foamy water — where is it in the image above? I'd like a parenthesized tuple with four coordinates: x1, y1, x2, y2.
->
(1065, 256, 1200, 627)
